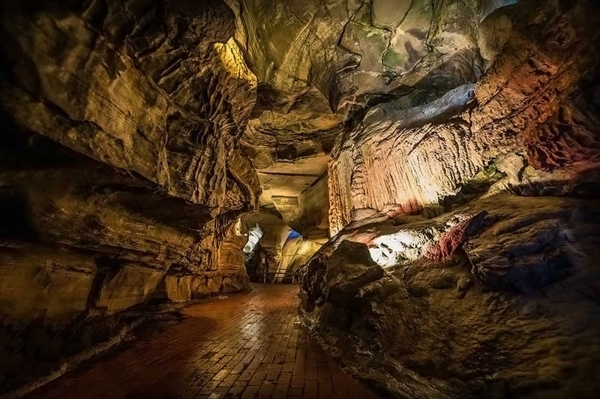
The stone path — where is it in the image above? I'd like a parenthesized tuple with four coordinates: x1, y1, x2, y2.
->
(25, 284, 380, 399)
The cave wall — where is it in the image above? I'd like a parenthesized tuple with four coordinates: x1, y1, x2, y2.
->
(0, 131, 254, 393)
(328, 0, 600, 235)
(240, 211, 290, 281)
(299, 1, 600, 398)
(1, 0, 599, 397)
(230, 0, 514, 231)
(0, 0, 261, 393)
(239, 209, 324, 283)
(242, 210, 291, 253)
(0, 0, 260, 209)
(283, 172, 330, 240)
(300, 195, 600, 398)
(277, 238, 323, 283)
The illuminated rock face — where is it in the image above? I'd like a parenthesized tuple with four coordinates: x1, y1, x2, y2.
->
(0, 0, 599, 397)
(297, 2, 600, 398)
(329, 0, 600, 234)
(230, 0, 517, 227)
(226, 0, 506, 110)
(300, 195, 600, 398)
(0, 0, 258, 392)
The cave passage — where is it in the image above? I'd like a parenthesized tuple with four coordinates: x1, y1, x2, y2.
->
(22, 285, 380, 399)
(237, 212, 324, 284)
(1, 0, 600, 398)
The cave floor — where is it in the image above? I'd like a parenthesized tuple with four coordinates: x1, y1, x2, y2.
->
(25, 284, 380, 399)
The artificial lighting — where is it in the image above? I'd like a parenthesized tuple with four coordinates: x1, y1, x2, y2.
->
(243, 224, 263, 254)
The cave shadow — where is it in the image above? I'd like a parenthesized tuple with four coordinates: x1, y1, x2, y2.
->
(29, 310, 221, 399)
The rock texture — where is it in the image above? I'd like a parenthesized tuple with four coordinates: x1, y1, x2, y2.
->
(240, 210, 292, 279)
(1, 0, 259, 210)
(300, 195, 600, 399)
(229, 0, 511, 220)
(297, 1, 600, 398)
(277, 238, 323, 283)
(227, 0, 504, 110)
(237, 210, 323, 283)
(1, 0, 600, 397)
(329, 0, 600, 234)
(0, 0, 258, 393)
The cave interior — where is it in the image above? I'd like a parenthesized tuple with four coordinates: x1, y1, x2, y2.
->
(1, 0, 600, 398)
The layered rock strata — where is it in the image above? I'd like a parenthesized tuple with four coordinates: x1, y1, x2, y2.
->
(0, 0, 259, 393)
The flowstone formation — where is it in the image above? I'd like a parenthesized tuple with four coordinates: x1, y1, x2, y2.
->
(298, 1, 600, 398)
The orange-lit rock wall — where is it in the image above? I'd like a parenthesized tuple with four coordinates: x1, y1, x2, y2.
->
(328, 1, 600, 235)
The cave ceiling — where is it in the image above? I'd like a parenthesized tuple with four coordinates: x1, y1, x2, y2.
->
(227, 0, 517, 216)
(0, 0, 519, 222)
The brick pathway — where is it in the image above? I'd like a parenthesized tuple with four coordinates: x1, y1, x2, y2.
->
(25, 284, 380, 399)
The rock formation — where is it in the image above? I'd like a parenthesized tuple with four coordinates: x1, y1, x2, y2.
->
(1, 0, 599, 397)
(300, 195, 600, 398)
(0, 0, 258, 392)
(298, 1, 600, 398)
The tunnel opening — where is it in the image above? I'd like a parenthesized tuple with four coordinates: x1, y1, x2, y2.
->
(237, 212, 324, 285)
(286, 229, 302, 240)
(241, 223, 265, 282)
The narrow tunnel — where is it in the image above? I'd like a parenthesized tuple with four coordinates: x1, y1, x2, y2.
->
(1, 0, 600, 398)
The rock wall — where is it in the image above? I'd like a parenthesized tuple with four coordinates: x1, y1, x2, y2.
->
(229, 0, 514, 230)
(1, 0, 599, 397)
(276, 238, 323, 283)
(241, 210, 291, 259)
(328, 0, 600, 235)
(1, 0, 259, 209)
(285, 172, 330, 240)
(0, 0, 260, 393)
(300, 195, 600, 398)
(0, 132, 253, 393)
(299, 1, 600, 398)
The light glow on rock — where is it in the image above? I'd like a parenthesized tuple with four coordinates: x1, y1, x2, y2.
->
(214, 38, 257, 86)
(243, 224, 263, 254)
(366, 213, 475, 267)
(234, 217, 244, 237)
(368, 229, 433, 268)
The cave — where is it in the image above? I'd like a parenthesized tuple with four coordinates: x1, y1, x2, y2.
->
(0, 0, 599, 398)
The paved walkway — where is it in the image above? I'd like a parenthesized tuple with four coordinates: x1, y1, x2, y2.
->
(25, 284, 380, 399)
